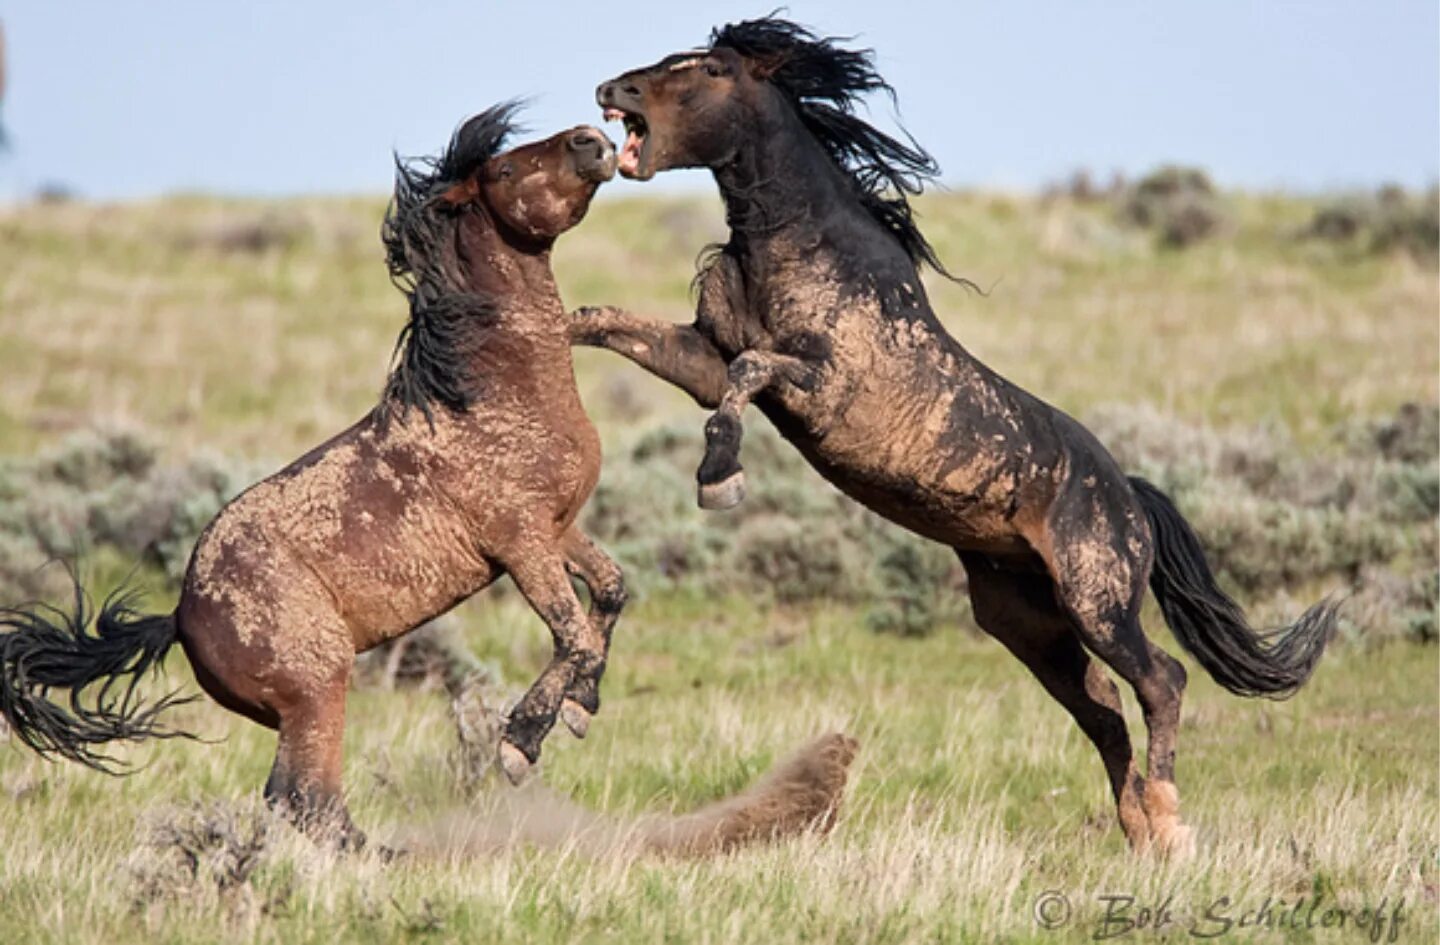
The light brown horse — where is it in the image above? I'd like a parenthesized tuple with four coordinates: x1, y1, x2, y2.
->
(0, 105, 626, 849)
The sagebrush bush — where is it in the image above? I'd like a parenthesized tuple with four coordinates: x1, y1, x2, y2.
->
(0, 430, 267, 599)
(1118, 165, 1229, 248)
(1303, 185, 1439, 264)
(582, 422, 967, 633)
(354, 616, 499, 693)
(1086, 402, 1437, 637)
(1, 405, 1431, 642)
(866, 540, 966, 638)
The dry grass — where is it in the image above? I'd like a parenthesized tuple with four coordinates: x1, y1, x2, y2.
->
(1, 190, 1434, 457)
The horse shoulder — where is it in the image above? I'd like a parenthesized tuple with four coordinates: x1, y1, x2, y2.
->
(695, 249, 761, 357)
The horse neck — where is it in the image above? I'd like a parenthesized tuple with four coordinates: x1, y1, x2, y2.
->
(712, 92, 868, 263)
(454, 212, 570, 354)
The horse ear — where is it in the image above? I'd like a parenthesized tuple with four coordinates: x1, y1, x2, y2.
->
(437, 175, 481, 207)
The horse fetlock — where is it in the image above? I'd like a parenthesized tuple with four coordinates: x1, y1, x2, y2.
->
(702, 411, 743, 451)
(1141, 779, 1194, 860)
(267, 786, 364, 851)
(564, 668, 603, 708)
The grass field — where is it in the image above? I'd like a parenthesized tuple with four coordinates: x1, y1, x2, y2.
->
(0, 186, 1436, 943)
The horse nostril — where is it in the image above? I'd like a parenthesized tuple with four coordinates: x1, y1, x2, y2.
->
(568, 132, 599, 154)
(622, 83, 642, 98)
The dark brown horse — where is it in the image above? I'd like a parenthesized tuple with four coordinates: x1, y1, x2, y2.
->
(576, 19, 1340, 856)
(0, 105, 627, 849)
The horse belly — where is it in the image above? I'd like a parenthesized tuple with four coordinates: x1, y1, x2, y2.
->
(325, 509, 496, 653)
(772, 358, 1040, 552)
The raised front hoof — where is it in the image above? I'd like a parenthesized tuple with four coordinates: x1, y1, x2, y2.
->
(698, 470, 746, 510)
(497, 741, 534, 785)
(559, 698, 592, 739)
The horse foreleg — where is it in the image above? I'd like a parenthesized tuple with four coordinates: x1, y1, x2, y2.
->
(496, 550, 606, 784)
(557, 529, 627, 739)
(697, 349, 810, 510)
(569, 306, 729, 408)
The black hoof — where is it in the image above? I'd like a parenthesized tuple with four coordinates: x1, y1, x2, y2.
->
(698, 413, 743, 488)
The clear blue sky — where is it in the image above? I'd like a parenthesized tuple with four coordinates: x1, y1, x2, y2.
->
(1, 1, 1435, 200)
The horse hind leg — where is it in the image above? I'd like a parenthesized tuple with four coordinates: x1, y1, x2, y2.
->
(179, 582, 374, 852)
(1131, 642, 1189, 856)
(959, 553, 1152, 852)
(263, 671, 368, 852)
(1039, 520, 1193, 858)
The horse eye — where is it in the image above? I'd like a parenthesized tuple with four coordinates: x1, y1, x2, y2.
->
(499, 163, 514, 180)
(704, 62, 725, 78)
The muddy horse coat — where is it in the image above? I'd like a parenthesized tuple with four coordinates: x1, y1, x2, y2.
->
(575, 18, 1339, 855)
(0, 106, 631, 848)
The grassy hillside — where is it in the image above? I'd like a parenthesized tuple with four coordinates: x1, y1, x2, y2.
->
(0, 187, 1435, 943)
(1, 188, 1434, 456)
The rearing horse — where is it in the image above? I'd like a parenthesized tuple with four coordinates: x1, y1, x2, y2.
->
(575, 18, 1339, 856)
(0, 105, 625, 848)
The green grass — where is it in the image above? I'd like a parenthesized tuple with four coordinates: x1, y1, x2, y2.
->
(0, 189, 1436, 943)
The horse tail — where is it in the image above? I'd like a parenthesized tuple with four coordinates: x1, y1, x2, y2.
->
(637, 732, 857, 856)
(1129, 476, 1340, 698)
(0, 572, 194, 772)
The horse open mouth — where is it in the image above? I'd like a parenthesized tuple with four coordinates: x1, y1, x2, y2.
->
(603, 107, 651, 179)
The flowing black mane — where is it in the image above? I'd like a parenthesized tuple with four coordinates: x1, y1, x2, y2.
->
(710, 18, 963, 283)
(378, 102, 522, 420)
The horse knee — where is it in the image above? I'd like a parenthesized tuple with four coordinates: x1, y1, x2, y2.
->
(594, 572, 627, 618)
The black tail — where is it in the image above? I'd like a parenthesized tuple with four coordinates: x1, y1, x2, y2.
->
(0, 572, 194, 772)
(1129, 477, 1340, 699)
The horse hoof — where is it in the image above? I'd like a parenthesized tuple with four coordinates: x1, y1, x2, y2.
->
(698, 471, 746, 510)
(560, 698, 591, 739)
(1154, 822, 1196, 861)
(497, 741, 532, 785)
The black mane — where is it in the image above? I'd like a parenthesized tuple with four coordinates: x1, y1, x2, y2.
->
(710, 17, 966, 284)
(378, 102, 523, 420)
